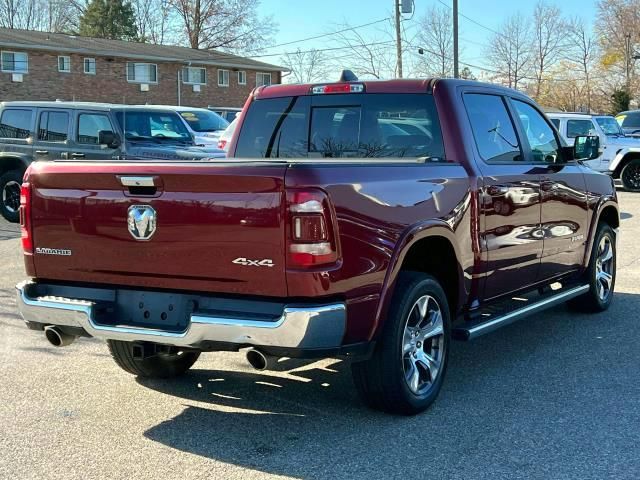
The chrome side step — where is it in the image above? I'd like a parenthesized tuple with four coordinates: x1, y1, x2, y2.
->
(453, 284, 589, 341)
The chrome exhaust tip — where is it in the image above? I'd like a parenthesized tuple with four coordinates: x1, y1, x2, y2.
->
(44, 326, 76, 347)
(246, 348, 275, 371)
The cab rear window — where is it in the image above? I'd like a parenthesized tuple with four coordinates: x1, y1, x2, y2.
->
(235, 94, 445, 161)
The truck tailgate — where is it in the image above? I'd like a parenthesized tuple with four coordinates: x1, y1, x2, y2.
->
(27, 161, 288, 297)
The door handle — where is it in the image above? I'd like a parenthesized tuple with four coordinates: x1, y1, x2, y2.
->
(35, 150, 48, 155)
(71, 153, 85, 158)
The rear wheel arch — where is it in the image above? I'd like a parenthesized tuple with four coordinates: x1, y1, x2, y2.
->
(374, 227, 463, 339)
(0, 156, 29, 177)
(399, 236, 460, 318)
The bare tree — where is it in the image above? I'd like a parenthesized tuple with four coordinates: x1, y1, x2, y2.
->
(532, 1, 565, 99)
(0, 0, 47, 30)
(596, 0, 640, 94)
(567, 17, 598, 111)
(170, 0, 276, 52)
(487, 13, 533, 90)
(133, 0, 174, 43)
(47, 0, 77, 32)
(331, 20, 396, 79)
(281, 48, 330, 84)
(415, 5, 454, 77)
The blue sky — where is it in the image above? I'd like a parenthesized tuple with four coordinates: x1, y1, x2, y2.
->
(256, 0, 599, 77)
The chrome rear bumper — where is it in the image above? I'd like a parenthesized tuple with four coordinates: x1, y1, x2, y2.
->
(15, 281, 346, 350)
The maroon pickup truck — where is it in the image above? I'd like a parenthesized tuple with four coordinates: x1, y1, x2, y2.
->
(15, 76, 619, 415)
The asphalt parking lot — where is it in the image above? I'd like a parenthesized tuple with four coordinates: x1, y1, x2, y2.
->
(1, 191, 639, 480)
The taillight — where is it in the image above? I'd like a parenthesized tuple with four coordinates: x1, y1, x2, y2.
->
(218, 139, 227, 150)
(286, 189, 339, 267)
(20, 182, 33, 253)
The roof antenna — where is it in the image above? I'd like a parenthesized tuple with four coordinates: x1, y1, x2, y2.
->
(339, 70, 358, 82)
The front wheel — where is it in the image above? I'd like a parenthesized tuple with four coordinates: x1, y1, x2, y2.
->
(0, 169, 23, 223)
(107, 340, 201, 378)
(620, 159, 640, 192)
(568, 224, 616, 312)
(351, 272, 450, 415)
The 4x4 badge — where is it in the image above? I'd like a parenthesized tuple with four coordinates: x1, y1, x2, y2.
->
(232, 257, 275, 268)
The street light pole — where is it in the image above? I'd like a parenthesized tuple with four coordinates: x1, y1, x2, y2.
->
(395, 0, 403, 78)
(453, 0, 459, 78)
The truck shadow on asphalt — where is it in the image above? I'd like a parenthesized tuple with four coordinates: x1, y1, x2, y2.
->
(139, 293, 639, 479)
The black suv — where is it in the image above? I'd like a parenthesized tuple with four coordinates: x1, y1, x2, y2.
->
(0, 101, 224, 222)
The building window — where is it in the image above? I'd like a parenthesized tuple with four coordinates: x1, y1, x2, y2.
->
(127, 62, 157, 83)
(84, 58, 96, 75)
(1, 51, 28, 73)
(183, 67, 206, 85)
(38, 111, 69, 142)
(238, 71, 246, 85)
(218, 69, 229, 87)
(58, 56, 71, 73)
(256, 72, 272, 87)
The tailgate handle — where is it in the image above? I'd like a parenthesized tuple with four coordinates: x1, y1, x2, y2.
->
(119, 176, 160, 196)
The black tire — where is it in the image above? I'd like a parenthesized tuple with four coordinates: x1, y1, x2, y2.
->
(567, 223, 616, 312)
(0, 169, 23, 223)
(107, 340, 201, 378)
(351, 272, 450, 415)
(620, 159, 640, 192)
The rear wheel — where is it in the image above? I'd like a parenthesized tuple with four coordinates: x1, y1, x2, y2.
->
(351, 272, 450, 415)
(568, 223, 616, 312)
(107, 340, 200, 378)
(620, 159, 640, 191)
(0, 169, 23, 223)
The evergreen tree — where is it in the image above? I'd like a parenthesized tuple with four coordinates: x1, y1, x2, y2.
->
(611, 88, 631, 114)
(79, 0, 138, 41)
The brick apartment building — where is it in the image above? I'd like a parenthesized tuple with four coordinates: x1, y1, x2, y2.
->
(0, 28, 285, 108)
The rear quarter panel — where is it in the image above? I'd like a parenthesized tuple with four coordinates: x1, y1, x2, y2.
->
(284, 162, 473, 342)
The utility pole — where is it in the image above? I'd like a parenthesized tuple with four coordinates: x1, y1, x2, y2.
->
(395, 0, 403, 78)
(453, 0, 459, 78)
(625, 33, 632, 93)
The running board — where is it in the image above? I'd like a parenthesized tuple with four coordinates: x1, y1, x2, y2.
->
(452, 284, 589, 341)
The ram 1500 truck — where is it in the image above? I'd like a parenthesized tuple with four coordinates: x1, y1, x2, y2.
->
(15, 77, 619, 415)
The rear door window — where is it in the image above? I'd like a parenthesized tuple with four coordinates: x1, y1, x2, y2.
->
(464, 93, 522, 163)
(0, 108, 32, 139)
(38, 111, 69, 142)
(566, 119, 595, 138)
(235, 94, 445, 160)
(621, 112, 640, 129)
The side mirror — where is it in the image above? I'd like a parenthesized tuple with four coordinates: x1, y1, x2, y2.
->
(98, 130, 120, 148)
(573, 135, 600, 161)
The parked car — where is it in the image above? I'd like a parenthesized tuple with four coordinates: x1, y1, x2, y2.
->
(0, 101, 225, 222)
(15, 76, 618, 415)
(548, 112, 640, 190)
(208, 106, 242, 121)
(615, 110, 640, 136)
(141, 105, 229, 146)
(217, 115, 239, 152)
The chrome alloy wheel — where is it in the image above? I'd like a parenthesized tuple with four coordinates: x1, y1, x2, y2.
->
(595, 235, 614, 301)
(402, 295, 445, 395)
(2, 180, 20, 213)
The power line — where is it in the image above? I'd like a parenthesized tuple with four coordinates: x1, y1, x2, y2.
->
(251, 41, 396, 59)
(260, 18, 390, 51)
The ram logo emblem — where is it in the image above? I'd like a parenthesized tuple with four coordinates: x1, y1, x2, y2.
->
(128, 205, 157, 241)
